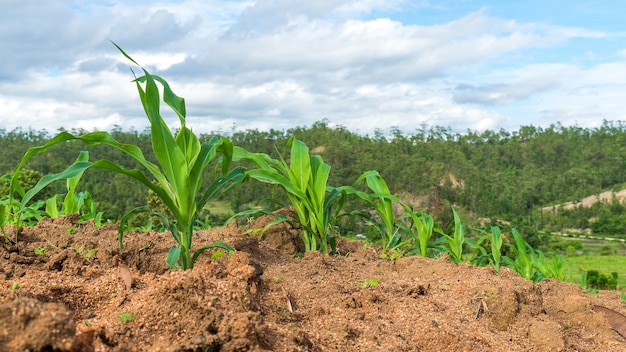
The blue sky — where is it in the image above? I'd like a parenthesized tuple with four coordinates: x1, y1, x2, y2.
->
(1, 0, 626, 135)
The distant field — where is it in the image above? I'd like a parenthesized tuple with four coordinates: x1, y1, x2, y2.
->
(563, 255, 626, 289)
(550, 235, 626, 256)
(547, 235, 626, 289)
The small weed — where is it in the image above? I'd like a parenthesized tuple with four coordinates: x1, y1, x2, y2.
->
(67, 227, 77, 235)
(279, 305, 289, 317)
(34, 246, 48, 256)
(84, 320, 91, 327)
(210, 250, 225, 260)
(273, 276, 281, 283)
(75, 245, 98, 259)
(359, 278, 379, 288)
(10, 282, 18, 290)
(84, 248, 98, 259)
(119, 312, 136, 323)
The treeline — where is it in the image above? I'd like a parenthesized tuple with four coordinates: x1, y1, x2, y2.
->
(2, 120, 626, 240)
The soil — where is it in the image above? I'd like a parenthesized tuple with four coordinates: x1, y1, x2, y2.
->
(541, 189, 626, 214)
(1, 215, 625, 351)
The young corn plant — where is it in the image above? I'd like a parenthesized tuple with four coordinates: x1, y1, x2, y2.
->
(438, 208, 466, 263)
(232, 137, 343, 254)
(44, 151, 103, 225)
(468, 226, 504, 272)
(532, 249, 571, 281)
(399, 208, 438, 257)
(1, 171, 49, 242)
(343, 170, 407, 253)
(6, 44, 245, 269)
(502, 228, 540, 281)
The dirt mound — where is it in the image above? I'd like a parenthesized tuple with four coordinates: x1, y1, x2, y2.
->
(0, 216, 625, 351)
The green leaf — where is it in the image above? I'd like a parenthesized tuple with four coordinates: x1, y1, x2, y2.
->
(287, 137, 311, 194)
(191, 242, 235, 264)
(45, 195, 60, 218)
(166, 246, 182, 269)
(20, 161, 92, 210)
(0, 203, 7, 242)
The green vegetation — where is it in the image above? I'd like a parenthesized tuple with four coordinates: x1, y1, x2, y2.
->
(359, 278, 379, 288)
(343, 170, 408, 254)
(585, 270, 618, 290)
(439, 208, 466, 263)
(5, 44, 244, 269)
(118, 312, 136, 323)
(1, 44, 625, 293)
(402, 210, 436, 258)
(5, 121, 626, 240)
(43, 150, 102, 224)
(233, 137, 344, 254)
(468, 226, 504, 272)
(564, 255, 626, 288)
(33, 246, 48, 256)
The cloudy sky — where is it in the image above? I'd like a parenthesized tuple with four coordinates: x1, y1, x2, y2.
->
(2, 0, 626, 136)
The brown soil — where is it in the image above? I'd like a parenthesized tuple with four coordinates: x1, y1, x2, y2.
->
(1, 215, 625, 351)
(542, 189, 626, 214)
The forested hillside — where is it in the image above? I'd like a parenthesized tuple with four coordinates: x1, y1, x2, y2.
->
(2, 120, 626, 243)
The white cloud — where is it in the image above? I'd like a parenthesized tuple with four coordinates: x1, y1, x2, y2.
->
(1, 0, 625, 136)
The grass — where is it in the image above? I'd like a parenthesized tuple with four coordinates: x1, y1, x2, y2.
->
(551, 235, 626, 256)
(564, 255, 626, 289)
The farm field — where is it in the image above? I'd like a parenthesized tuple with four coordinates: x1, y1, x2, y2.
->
(564, 255, 626, 289)
(1, 216, 626, 351)
(2, 46, 626, 351)
(547, 235, 626, 288)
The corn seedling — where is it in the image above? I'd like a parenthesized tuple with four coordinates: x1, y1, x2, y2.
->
(468, 226, 504, 272)
(533, 250, 570, 281)
(438, 208, 466, 264)
(44, 151, 103, 224)
(502, 228, 540, 281)
(6, 43, 245, 269)
(1, 198, 46, 243)
(340, 170, 411, 253)
(232, 137, 344, 254)
(398, 207, 438, 257)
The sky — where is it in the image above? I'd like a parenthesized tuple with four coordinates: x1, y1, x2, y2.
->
(2, 0, 626, 136)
